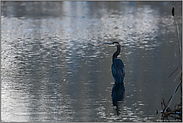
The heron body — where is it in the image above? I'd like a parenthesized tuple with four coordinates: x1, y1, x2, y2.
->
(112, 59, 125, 84)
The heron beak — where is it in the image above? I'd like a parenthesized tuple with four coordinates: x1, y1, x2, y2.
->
(102, 42, 115, 47)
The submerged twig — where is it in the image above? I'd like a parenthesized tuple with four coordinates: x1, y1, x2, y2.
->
(169, 67, 178, 78)
(164, 79, 182, 112)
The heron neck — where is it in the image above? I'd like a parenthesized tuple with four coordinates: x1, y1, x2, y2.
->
(112, 45, 120, 63)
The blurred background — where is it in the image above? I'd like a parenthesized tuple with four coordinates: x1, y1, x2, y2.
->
(1, 1, 182, 122)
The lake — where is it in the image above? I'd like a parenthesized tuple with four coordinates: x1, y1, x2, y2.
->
(1, 1, 182, 122)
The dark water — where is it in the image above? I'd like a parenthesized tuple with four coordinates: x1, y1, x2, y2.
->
(1, 1, 182, 122)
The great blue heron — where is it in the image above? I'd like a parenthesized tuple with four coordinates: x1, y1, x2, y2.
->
(103, 42, 125, 107)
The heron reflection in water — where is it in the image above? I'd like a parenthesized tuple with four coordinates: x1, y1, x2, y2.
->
(103, 42, 125, 115)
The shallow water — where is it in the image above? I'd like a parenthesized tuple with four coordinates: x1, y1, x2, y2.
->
(1, 1, 182, 122)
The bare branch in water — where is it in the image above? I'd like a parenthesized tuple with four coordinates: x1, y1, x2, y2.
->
(168, 67, 178, 78)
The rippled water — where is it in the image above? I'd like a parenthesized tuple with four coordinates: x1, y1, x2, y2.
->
(1, 1, 182, 122)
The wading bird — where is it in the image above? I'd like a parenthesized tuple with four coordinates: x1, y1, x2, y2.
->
(103, 42, 125, 107)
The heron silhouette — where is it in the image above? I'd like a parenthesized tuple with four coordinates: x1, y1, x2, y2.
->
(103, 42, 125, 115)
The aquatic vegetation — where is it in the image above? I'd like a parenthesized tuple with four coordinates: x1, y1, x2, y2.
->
(157, 5, 182, 121)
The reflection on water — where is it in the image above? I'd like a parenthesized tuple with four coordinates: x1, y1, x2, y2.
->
(1, 1, 182, 122)
(112, 83, 125, 115)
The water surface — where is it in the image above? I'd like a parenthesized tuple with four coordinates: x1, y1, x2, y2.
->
(1, 1, 182, 122)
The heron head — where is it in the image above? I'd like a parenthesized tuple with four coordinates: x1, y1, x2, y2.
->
(103, 42, 120, 47)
